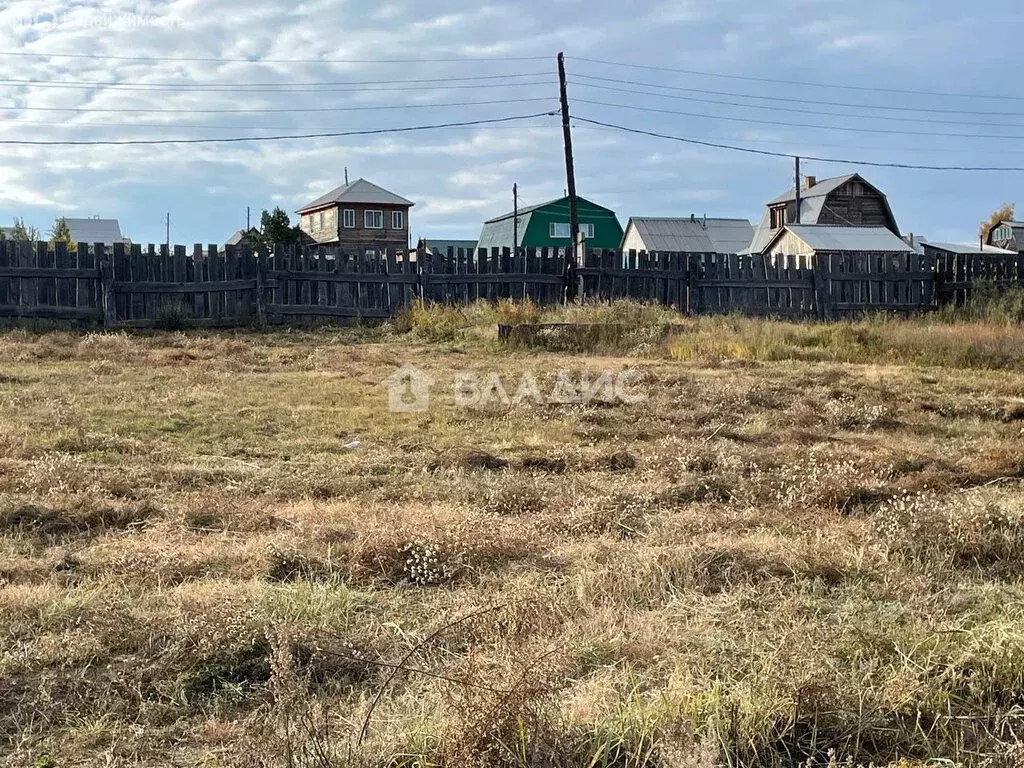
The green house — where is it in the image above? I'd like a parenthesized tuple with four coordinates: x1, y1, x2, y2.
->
(477, 196, 623, 251)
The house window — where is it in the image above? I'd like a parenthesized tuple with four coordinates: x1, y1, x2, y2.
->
(770, 207, 787, 229)
(328, 208, 337, 229)
(365, 210, 383, 229)
(550, 222, 596, 240)
(550, 222, 571, 239)
(318, 211, 325, 231)
(392, 210, 405, 230)
(343, 209, 355, 228)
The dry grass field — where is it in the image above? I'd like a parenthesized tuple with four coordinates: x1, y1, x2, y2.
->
(2, 303, 1024, 767)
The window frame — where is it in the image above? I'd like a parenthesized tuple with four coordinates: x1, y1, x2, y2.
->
(317, 211, 325, 231)
(391, 210, 405, 230)
(364, 210, 384, 230)
(579, 223, 595, 239)
(342, 208, 356, 229)
(549, 222, 571, 239)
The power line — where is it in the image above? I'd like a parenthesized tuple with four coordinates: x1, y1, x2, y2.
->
(0, 96, 555, 115)
(568, 74, 1024, 118)
(570, 56, 1023, 101)
(0, 111, 557, 146)
(570, 82, 1024, 129)
(0, 118, 563, 132)
(0, 71, 550, 89)
(0, 77, 553, 93)
(568, 114, 1024, 172)
(0, 50, 551, 65)
(572, 121, 1024, 155)
(572, 98, 1024, 141)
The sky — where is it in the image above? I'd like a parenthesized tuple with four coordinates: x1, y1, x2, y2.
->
(0, 0, 1021, 246)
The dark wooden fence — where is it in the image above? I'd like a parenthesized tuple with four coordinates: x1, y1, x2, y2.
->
(0, 240, 1021, 327)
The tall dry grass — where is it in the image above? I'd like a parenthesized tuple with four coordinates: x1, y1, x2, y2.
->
(1, 319, 1024, 766)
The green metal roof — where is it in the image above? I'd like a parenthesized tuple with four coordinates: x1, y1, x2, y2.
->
(483, 195, 616, 224)
(477, 195, 623, 250)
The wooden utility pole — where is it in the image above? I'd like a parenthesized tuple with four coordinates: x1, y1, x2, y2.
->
(513, 183, 519, 253)
(794, 156, 801, 225)
(557, 53, 579, 246)
(557, 52, 579, 298)
(165, 212, 170, 249)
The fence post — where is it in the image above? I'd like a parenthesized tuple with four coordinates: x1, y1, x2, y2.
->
(686, 254, 699, 315)
(255, 249, 267, 327)
(572, 235, 586, 302)
(812, 255, 833, 321)
(99, 248, 115, 327)
(416, 241, 428, 303)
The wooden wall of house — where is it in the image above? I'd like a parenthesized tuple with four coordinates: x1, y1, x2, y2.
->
(767, 230, 811, 259)
(620, 224, 645, 252)
(299, 203, 410, 250)
(817, 181, 897, 232)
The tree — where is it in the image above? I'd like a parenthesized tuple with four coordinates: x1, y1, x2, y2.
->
(257, 207, 304, 250)
(9, 217, 40, 242)
(979, 202, 1015, 242)
(49, 217, 77, 252)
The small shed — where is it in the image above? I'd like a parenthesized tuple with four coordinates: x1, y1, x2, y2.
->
(420, 238, 478, 255)
(917, 239, 1017, 258)
(63, 218, 125, 245)
(621, 216, 753, 254)
(766, 224, 915, 262)
(225, 227, 260, 248)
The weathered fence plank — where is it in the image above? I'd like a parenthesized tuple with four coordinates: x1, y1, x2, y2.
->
(2, 241, 1019, 326)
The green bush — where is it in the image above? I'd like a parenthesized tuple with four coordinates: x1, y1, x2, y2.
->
(154, 301, 191, 331)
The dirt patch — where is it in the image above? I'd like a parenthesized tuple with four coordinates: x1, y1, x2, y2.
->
(0, 502, 154, 538)
(519, 456, 568, 474)
(460, 450, 510, 471)
(597, 451, 637, 472)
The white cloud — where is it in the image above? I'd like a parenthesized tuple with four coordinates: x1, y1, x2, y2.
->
(0, 0, 1011, 244)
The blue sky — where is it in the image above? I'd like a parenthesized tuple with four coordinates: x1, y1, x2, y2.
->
(0, 0, 1020, 246)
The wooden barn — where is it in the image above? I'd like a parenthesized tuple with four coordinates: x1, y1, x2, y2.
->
(986, 221, 1024, 253)
(746, 174, 900, 255)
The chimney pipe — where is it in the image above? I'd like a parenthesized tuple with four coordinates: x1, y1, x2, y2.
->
(804, 175, 817, 189)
